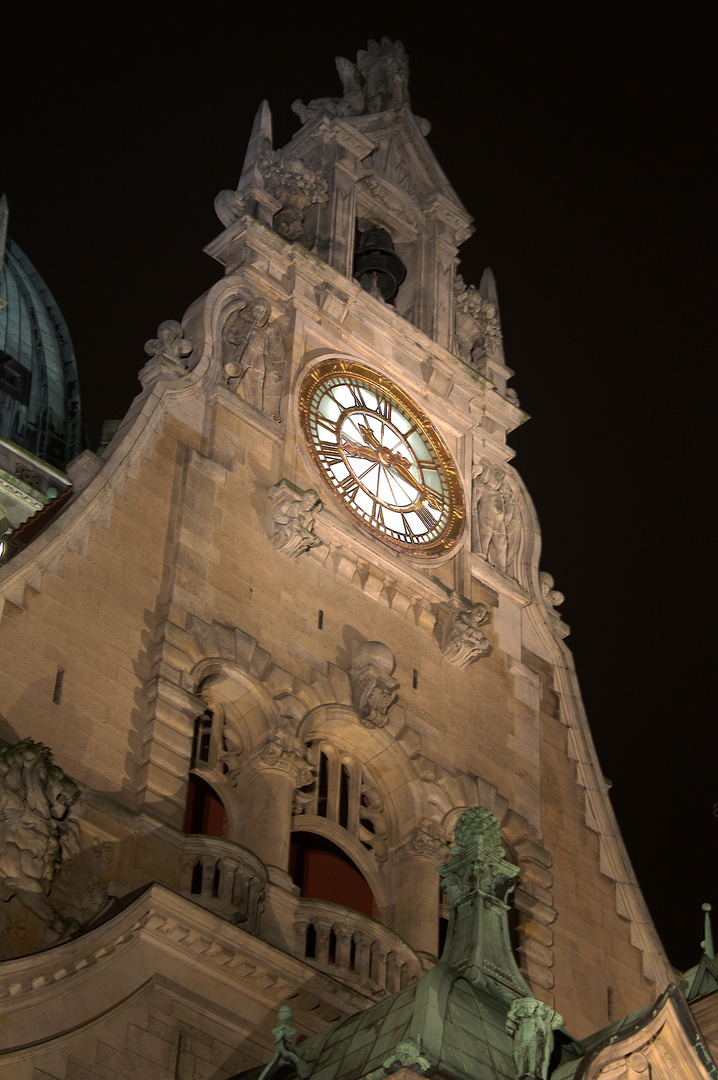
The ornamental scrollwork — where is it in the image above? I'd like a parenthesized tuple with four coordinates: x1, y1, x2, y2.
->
(539, 572, 565, 608)
(394, 827, 449, 865)
(350, 641, 399, 728)
(260, 738, 314, 789)
(141, 320, 194, 385)
(441, 602, 491, 669)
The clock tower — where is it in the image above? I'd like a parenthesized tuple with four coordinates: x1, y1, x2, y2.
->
(1, 37, 701, 1080)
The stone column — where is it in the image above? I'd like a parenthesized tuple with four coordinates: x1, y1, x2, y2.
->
(392, 828, 449, 958)
(241, 739, 313, 877)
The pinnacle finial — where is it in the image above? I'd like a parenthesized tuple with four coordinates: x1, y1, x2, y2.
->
(702, 903, 714, 958)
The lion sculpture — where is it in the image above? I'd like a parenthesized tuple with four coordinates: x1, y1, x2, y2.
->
(0, 738, 80, 935)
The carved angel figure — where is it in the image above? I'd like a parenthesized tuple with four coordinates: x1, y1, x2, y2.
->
(223, 299, 286, 419)
(475, 463, 520, 576)
(0, 739, 80, 936)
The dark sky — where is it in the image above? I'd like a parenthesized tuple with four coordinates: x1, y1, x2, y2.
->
(3, 7, 714, 973)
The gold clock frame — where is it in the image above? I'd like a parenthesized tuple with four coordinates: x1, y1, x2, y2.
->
(298, 359, 465, 556)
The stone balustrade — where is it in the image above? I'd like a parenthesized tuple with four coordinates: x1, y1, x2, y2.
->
(177, 835, 267, 933)
(142, 828, 423, 998)
(292, 899, 423, 998)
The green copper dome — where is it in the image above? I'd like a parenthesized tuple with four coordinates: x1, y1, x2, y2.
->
(1, 209, 85, 470)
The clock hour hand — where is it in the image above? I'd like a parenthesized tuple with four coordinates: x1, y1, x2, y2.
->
(357, 422, 382, 451)
(340, 438, 380, 462)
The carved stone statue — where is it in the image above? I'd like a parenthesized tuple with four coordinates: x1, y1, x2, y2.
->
(475, 463, 520, 576)
(269, 484, 323, 558)
(214, 101, 327, 250)
(223, 298, 285, 419)
(442, 603, 491, 669)
(350, 641, 399, 728)
(454, 275, 503, 367)
(292, 38, 430, 135)
(506, 996, 563, 1079)
(0, 738, 81, 936)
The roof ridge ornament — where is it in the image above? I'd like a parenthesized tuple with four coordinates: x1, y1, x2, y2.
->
(257, 1006, 310, 1080)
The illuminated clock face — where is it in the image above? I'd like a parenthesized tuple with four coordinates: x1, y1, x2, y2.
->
(299, 360, 464, 554)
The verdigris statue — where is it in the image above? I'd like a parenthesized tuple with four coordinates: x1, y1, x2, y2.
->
(506, 996, 563, 1080)
(0, 738, 81, 936)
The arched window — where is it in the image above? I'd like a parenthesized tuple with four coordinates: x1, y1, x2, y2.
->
(289, 830, 377, 918)
(182, 775, 228, 838)
(302, 741, 386, 860)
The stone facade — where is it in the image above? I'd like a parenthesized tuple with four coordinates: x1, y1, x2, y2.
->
(0, 38, 695, 1080)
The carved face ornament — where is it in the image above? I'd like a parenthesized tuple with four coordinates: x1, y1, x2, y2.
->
(299, 360, 464, 554)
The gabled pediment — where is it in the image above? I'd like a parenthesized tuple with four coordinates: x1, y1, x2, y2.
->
(349, 107, 473, 245)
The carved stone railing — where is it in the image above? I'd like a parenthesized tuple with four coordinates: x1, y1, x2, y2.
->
(292, 899, 422, 999)
(177, 835, 266, 933)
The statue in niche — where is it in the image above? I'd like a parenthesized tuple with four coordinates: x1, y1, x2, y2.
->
(475, 462, 520, 576)
(442, 603, 491, 669)
(223, 298, 285, 420)
(506, 996, 563, 1080)
(269, 485, 323, 559)
(0, 739, 81, 937)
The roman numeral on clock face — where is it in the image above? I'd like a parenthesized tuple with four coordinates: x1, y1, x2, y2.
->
(338, 475, 360, 500)
(375, 395, 392, 421)
(318, 442, 343, 465)
(415, 503, 439, 530)
(349, 384, 367, 409)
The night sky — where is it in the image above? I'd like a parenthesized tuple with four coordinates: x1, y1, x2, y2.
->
(3, 7, 714, 973)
